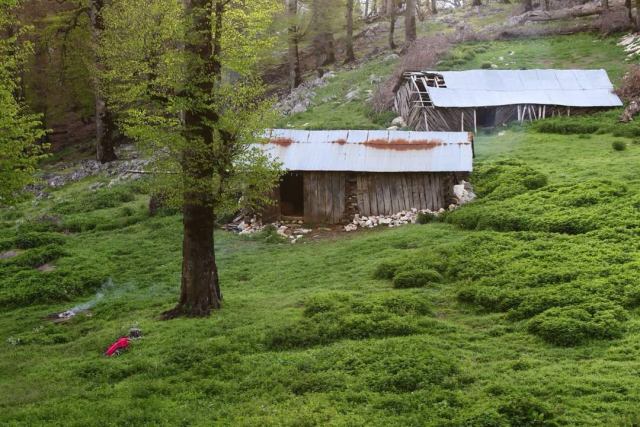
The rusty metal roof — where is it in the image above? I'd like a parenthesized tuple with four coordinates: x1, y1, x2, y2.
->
(258, 129, 473, 172)
(410, 69, 623, 108)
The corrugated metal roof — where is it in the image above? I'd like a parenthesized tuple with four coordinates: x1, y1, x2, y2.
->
(416, 69, 623, 108)
(258, 129, 473, 173)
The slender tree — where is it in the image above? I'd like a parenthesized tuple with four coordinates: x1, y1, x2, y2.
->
(0, 0, 47, 207)
(472, 0, 482, 6)
(387, 0, 396, 50)
(626, 0, 633, 24)
(310, 0, 336, 74)
(431, 0, 438, 14)
(523, 0, 533, 12)
(89, 0, 117, 163)
(286, 0, 302, 90)
(405, 0, 416, 45)
(101, 0, 282, 317)
(345, 0, 355, 63)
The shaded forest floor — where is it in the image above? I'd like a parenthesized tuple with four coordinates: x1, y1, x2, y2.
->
(3, 32, 640, 426)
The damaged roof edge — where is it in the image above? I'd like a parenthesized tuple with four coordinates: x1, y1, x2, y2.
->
(257, 129, 473, 173)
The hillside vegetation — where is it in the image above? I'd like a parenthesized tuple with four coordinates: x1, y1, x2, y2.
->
(3, 32, 640, 425)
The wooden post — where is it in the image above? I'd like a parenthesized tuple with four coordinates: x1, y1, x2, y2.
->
(473, 109, 477, 133)
(461, 111, 464, 131)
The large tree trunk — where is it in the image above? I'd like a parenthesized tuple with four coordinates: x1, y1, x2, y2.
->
(89, 0, 117, 163)
(164, 0, 222, 318)
(431, 0, 438, 14)
(405, 0, 417, 45)
(523, 0, 533, 12)
(345, 0, 355, 62)
(287, 0, 302, 90)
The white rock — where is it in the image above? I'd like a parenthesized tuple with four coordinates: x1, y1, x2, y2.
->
(391, 116, 406, 127)
(344, 223, 358, 232)
(387, 126, 399, 131)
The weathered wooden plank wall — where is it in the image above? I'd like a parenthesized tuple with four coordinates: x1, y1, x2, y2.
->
(355, 172, 454, 216)
(303, 172, 346, 224)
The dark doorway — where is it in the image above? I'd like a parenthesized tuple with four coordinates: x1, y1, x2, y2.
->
(280, 172, 304, 217)
(476, 107, 496, 128)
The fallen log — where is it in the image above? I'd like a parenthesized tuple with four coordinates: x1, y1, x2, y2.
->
(508, 2, 603, 25)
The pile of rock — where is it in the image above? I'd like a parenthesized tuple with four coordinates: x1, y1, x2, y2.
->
(226, 216, 312, 244)
(345, 181, 476, 232)
(276, 71, 336, 116)
(344, 208, 447, 232)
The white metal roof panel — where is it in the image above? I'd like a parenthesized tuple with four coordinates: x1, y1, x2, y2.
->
(257, 129, 473, 173)
(417, 69, 622, 108)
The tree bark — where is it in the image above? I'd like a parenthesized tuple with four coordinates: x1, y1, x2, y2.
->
(387, 0, 396, 50)
(626, 0, 633, 23)
(405, 0, 417, 45)
(311, 0, 336, 73)
(472, 0, 482, 6)
(287, 0, 302, 90)
(89, 0, 117, 163)
(636, 0, 640, 29)
(345, 0, 356, 63)
(523, 0, 533, 12)
(431, 0, 438, 14)
(163, 0, 222, 318)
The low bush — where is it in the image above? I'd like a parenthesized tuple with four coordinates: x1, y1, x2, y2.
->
(527, 301, 627, 346)
(53, 186, 137, 215)
(470, 160, 548, 201)
(612, 140, 627, 151)
(12, 232, 65, 249)
(447, 179, 631, 234)
(266, 292, 432, 349)
(373, 260, 404, 280)
(416, 211, 438, 224)
(0, 268, 107, 307)
(497, 394, 558, 426)
(3, 244, 67, 268)
(392, 269, 442, 289)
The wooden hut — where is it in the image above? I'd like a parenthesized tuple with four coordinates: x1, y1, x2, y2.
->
(258, 129, 473, 224)
(394, 69, 623, 132)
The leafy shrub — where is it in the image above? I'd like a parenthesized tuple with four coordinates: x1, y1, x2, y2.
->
(373, 260, 404, 280)
(447, 179, 630, 234)
(497, 395, 558, 426)
(392, 269, 442, 289)
(470, 160, 548, 201)
(0, 268, 107, 308)
(612, 140, 627, 151)
(481, 62, 492, 69)
(12, 232, 65, 249)
(528, 301, 627, 346)
(53, 186, 136, 215)
(416, 211, 438, 224)
(266, 292, 432, 349)
(3, 244, 67, 268)
(534, 121, 599, 135)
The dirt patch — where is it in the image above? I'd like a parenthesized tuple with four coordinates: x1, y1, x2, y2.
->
(37, 263, 57, 273)
(0, 250, 20, 260)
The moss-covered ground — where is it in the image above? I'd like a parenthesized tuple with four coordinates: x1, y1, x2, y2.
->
(2, 32, 640, 426)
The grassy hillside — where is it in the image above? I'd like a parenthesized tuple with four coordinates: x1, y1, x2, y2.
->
(3, 32, 640, 425)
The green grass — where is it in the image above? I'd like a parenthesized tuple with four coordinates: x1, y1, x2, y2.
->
(276, 56, 399, 130)
(439, 34, 628, 82)
(3, 32, 640, 425)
